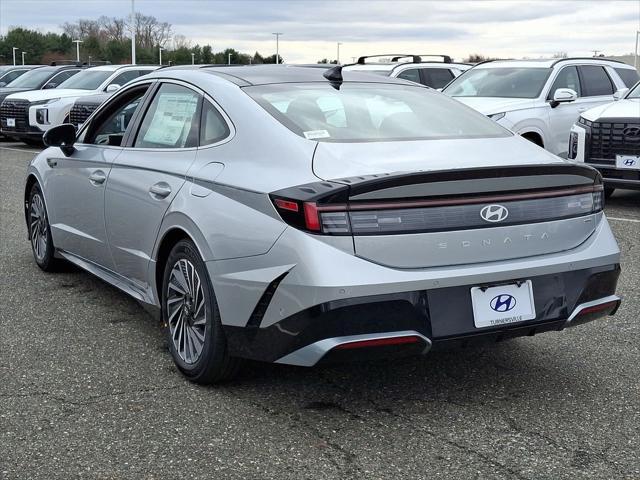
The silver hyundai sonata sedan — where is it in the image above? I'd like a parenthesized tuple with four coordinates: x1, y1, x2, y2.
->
(25, 65, 621, 383)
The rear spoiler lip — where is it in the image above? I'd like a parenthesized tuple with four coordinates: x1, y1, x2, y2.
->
(270, 163, 602, 206)
(331, 163, 602, 198)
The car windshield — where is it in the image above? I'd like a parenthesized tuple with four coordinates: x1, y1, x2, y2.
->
(626, 82, 640, 99)
(58, 70, 113, 90)
(444, 67, 551, 98)
(4, 68, 54, 88)
(246, 82, 509, 142)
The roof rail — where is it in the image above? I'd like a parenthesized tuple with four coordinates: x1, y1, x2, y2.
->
(416, 54, 453, 63)
(357, 54, 421, 65)
(550, 56, 627, 67)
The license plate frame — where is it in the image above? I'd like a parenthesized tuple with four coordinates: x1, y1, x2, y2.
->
(616, 154, 640, 170)
(471, 280, 536, 329)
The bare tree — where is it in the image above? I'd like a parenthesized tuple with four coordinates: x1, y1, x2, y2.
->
(128, 13, 172, 49)
(553, 51, 568, 59)
(173, 34, 192, 50)
(99, 16, 127, 42)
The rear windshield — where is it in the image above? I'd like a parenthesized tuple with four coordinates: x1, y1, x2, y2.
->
(444, 67, 551, 98)
(245, 83, 509, 142)
(615, 68, 640, 88)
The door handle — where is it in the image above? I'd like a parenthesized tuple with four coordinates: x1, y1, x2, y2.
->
(88, 170, 106, 185)
(149, 182, 172, 199)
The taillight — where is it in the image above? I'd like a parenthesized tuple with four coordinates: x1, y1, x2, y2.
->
(271, 198, 350, 234)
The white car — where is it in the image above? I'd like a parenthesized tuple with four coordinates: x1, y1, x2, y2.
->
(345, 54, 470, 89)
(443, 58, 639, 157)
(3, 64, 158, 143)
(569, 81, 640, 197)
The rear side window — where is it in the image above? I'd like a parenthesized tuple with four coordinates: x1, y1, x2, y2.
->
(109, 70, 142, 88)
(614, 68, 640, 88)
(548, 66, 581, 98)
(200, 100, 230, 145)
(0, 69, 28, 85)
(135, 83, 201, 149)
(397, 69, 421, 84)
(579, 66, 614, 96)
(46, 69, 80, 87)
(421, 68, 454, 89)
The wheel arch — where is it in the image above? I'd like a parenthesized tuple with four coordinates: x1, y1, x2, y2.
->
(24, 173, 40, 230)
(520, 131, 545, 147)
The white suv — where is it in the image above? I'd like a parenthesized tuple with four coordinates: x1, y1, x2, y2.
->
(3, 64, 158, 144)
(345, 54, 470, 89)
(443, 58, 639, 157)
(569, 81, 640, 197)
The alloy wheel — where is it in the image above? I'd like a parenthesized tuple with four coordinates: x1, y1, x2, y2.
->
(29, 193, 48, 262)
(166, 259, 207, 364)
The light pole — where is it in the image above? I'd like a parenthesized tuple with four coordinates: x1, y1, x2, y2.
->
(272, 32, 283, 64)
(131, 0, 136, 64)
(191, 52, 195, 65)
(88, 55, 92, 65)
(635, 31, 640, 70)
(72, 40, 83, 62)
(21, 51, 26, 65)
(12, 47, 18, 66)
(337, 42, 343, 64)
(159, 47, 164, 65)
(228, 53, 231, 65)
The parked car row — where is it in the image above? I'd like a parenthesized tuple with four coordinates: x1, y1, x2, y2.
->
(0, 63, 158, 143)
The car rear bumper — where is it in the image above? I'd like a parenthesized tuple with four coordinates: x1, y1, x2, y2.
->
(222, 264, 620, 365)
(587, 164, 640, 190)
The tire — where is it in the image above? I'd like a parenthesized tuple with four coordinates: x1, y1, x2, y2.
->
(161, 239, 241, 384)
(28, 184, 62, 272)
(604, 187, 615, 199)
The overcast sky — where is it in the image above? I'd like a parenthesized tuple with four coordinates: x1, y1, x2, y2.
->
(1, 0, 639, 62)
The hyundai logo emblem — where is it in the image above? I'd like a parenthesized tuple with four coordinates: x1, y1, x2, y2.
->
(623, 126, 640, 142)
(490, 294, 517, 312)
(480, 204, 509, 223)
(624, 158, 637, 167)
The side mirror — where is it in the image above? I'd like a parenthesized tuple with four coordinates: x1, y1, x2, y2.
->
(43, 82, 57, 89)
(550, 88, 577, 108)
(43, 123, 76, 156)
(105, 83, 121, 93)
(613, 88, 629, 101)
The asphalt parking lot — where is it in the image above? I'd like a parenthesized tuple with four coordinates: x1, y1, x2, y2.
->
(0, 142, 639, 480)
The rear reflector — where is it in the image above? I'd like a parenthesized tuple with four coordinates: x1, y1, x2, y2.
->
(575, 300, 619, 317)
(273, 198, 299, 212)
(333, 335, 422, 350)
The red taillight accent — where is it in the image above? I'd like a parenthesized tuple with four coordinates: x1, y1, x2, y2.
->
(576, 300, 619, 317)
(274, 198, 299, 212)
(334, 335, 421, 350)
(303, 202, 321, 231)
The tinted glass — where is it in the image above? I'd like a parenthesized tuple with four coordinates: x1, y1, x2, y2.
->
(626, 82, 640, 98)
(5, 68, 57, 88)
(396, 69, 421, 84)
(579, 66, 614, 96)
(58, 70, 113, 90)
(444, 68, 551, 98)
(47, 70, 79, 87)
(548, 66, 581, 98)
(615, 68, 640, 88)
(0, 69, 28, 85)
(86, 88, 148, 146)
(109, 70, 143, 88)
(247, 83, 509, 142)
(135, 83, 201, 148)
(422, 68, 454, 89)
(200, 100, 230, 145)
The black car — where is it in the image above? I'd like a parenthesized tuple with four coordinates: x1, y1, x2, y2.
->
(0, 64, 86, 106)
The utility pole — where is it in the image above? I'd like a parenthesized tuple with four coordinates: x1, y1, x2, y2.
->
(635, 31, 640, 70)
(12, 47, 19, 66)
(159, 47, 164, 65)
(337, 42, 343, 64)
(131, 0, 136, 65)
(72, 40, 83, 62)
(272, 32, 283, 64)
(592, 49, 600, 57)
(21, 52, 26, 65)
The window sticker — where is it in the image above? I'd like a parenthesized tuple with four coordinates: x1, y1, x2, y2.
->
(142, 93, 198, 146)
(303, 129, 330, 139)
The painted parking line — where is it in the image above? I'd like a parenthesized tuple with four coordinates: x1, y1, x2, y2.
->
(607, 216, 640, 224)
(0, 146, 41, 154)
